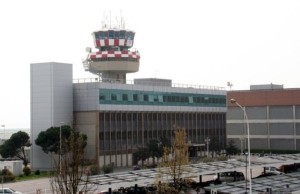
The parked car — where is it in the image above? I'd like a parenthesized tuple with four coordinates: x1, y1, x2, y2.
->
(133, 165, 141, 170)
(0, 188, 22, 194)
(264, 166, 283, 175)
(214, 171, 245, 182)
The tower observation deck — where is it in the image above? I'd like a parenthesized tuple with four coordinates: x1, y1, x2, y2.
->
(83, 24, 140, 83)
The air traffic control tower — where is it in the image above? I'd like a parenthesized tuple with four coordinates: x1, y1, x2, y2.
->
(83, 25, 140, 83)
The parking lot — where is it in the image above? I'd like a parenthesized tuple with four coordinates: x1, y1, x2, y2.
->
(3, 154, 300, 193)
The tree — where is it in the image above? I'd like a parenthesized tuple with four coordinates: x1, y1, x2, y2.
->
(36, 126, 91, 194)
(35, 125, 71, 154)
(209, 136, 222, 157)
(159, 136, 172, 148)
(226, 140, 239, 156)
(133, 136, 171, 167)
(156, 128, 190, 194)
(147, 139, 164, 166)
(133, 147, 149, 166)
(0, 131, 31, 167)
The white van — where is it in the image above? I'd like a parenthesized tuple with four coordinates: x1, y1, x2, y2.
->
(0, 188, 22, 194)
(264, 166, 283, 175)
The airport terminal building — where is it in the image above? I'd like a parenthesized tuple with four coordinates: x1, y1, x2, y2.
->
(227, 84, 300, 151)
(30, 25, 227, 170)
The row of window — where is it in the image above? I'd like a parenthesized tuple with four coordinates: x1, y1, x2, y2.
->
(94, 30, 135, 40)
(99, 89, 226, 107)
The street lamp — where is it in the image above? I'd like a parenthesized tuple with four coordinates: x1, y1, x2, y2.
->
(240, 136, 244, 154)
(205, 137, 210, 157)
(230, 98, 252, 194)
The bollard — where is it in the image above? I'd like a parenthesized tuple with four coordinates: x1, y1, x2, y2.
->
(108, 187, 112, 194)
(134, 184, 138, 194)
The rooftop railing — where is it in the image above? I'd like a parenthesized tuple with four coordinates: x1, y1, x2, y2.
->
(73, 78, 225, 91)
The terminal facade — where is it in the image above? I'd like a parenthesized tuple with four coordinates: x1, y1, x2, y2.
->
(227, 84, 300, 152)
(30, 24, 227, 169)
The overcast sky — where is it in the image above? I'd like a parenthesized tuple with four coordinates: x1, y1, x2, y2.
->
(0, 0, 299, 128)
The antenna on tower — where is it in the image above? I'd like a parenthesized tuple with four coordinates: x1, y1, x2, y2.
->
(227, 82, 233, 90)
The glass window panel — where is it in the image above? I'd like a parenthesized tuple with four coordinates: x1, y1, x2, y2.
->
(114, 31, 119, 39)
(108, 30, 114, 39)
(120, 30, 125, 39)
(103, 31, 108, 39)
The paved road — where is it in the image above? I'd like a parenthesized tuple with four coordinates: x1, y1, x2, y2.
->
(3, 178, 51, 194)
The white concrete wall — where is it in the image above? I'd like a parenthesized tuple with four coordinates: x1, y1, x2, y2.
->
(0, 161, 23, 176)
(30, 62, 73, 170)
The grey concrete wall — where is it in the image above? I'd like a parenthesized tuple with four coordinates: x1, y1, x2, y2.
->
(250, 139, 269, 150)
(227, 107, 244, 120)
(295, 106, 300, 119)
(73, 83, 99, 111)
(30, 62, 73, 170)
(270, 139, 294, 150)
(269, 123, 294, 135)
(227, 105, 299, 150)
(247, 107, 267, 119)
(296, 123, 300, 135)
(226, 123, 244, 135)
(269, 106, 293, 119)
(74, 111, 99, 163)
(249, 123, 268, 135)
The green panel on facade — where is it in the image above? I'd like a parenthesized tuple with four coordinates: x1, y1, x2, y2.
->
(99, 89, 226, 107)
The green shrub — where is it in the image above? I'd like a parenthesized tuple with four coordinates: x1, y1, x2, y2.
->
(34, 169, 41, 175)
(89, 165, 100, 175)
(251, 149, 300, 155)
(1, 169, 15, 182)
(102, 164, 114, 174)
(202, 158, 214, 163)
(216, 156, 227, 161)
(23, 166, 31, 176)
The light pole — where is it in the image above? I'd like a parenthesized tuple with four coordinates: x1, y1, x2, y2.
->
(205, 137, 210, 157)
(240, 136, 244, 154)
(59, 122, 64, 175)
(230, 98, 252, 194)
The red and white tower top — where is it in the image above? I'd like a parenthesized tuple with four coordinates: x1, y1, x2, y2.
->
(83, 20, 140, 83)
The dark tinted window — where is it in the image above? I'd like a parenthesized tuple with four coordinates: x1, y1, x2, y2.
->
(108, 30, 114, 39)
(99, 31, 104, 39)
(103, 31, 108, 39)
(120, 30, 126, 39)
(114, 31, 119, 39)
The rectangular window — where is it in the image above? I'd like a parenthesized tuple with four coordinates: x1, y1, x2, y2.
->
(158, 95, 163, 102)
(99, 31, 104, 39)
(114, 31, 120, 39)
(122, 94, 128, 101)
(99, 94, 105, 100)
(120, 30, 126, 39)
(103, 31, 108, 39)
(108, 30, 114, 39)
(149, 95, 154, 102)
(117, 94, 122, 101)
(133, 94, 138, 101)
(95, 32, 100, 39)
(111, 94, 117, 101)
(144, 95, 149, 101)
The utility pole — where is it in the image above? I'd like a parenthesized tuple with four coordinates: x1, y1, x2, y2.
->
(205, 137, 210, 157)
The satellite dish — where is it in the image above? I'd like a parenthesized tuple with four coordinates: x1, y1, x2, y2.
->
(85, 47, 92, 53)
